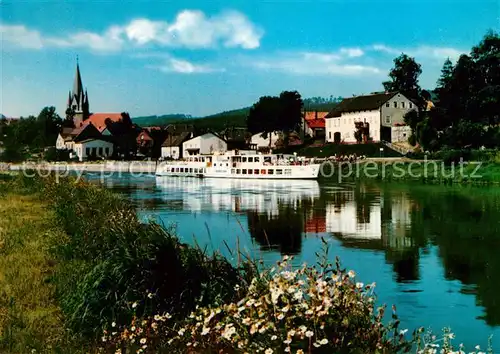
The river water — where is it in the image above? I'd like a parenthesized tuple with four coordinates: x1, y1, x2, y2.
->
(83, 172, 500, 351)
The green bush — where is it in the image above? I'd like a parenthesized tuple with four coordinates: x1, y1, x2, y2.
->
(44, 147, 71, 162)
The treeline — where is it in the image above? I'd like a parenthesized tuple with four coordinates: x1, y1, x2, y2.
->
(387, 30, 500, 152)
(0, 107, 62, 161)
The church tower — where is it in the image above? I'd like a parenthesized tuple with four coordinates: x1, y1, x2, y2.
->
(68, 59, 90, 127)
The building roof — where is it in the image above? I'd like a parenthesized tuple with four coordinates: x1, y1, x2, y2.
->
(85, 113, 123, 132)
(325, 92, 400, 118)
(304, 111, 327, 129)
(162, 131, 191, 147)
(75, 138, 113, 144)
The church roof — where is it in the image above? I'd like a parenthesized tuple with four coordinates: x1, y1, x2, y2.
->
(73, 63, 84, 100)
(86, 113, 123, 132)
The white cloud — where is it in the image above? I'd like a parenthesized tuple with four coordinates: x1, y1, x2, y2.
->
(249, 49, 381, 76)
(145, 55, 225, 74)
(0, 9, 263, 52)
(371, 44, 464, 62)
(0, 24, 43, 49)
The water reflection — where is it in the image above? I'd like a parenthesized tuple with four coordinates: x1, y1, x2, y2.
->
(82, 174, 500, 350)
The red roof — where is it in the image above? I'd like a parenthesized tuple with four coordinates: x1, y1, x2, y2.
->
(86, 113, 123, 132)
(304, 111, 327, 129)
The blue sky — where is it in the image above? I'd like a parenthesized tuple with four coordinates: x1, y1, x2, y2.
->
(1, 0, 498, 118)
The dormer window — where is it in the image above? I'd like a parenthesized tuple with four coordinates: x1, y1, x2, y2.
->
(393, 102, 397, 108)
(401, 102, 405, 108)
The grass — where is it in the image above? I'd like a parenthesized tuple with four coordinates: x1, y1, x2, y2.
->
(275, 142, 403, 158)
(0, 181, 77, 353)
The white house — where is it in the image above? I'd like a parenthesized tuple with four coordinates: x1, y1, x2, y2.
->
(161, 132, 192, 160)
(250, 132, 281, 149)
(73, 138, 114, 161)
(182, 133, 227, 157)
(325, 92, 418, 144)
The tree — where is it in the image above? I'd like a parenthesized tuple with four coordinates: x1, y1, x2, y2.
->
(247, 90, 304, 147)
(383, 54, 423, 108)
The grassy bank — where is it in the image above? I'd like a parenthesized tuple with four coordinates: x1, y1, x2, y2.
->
(320, 160, 500, 185)
(275, 142, 403, 158)
(0, 175, 78, 352)
(0, 173, 492, 353)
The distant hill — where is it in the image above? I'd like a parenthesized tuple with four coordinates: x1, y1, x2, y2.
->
(131, 96, 341, 131)
(132, 114, 193, 127)
(0, 114, 6, 119)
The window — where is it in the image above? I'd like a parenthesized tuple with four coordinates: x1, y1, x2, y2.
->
(86, 148, 90, 156)
(242, 169, 247, 174)
(276, 169, 283, 175)
(255, 157, 260, 162)
(242, 157, 247, 162)
(254, 169, 260, 174)
(98, 147, 103, 156)
(231, 169, 235, 174)
(190, 168, 193, 173)
(285, 169, 292, 175)
(386, 102, 390, 107)
(329, 132, 332, 139)
(385, 116, 391, 124)
(180, 168, 184, 172)
(401, 102, 405, 108)
(409, 103, 413, 109)
(393, 101, 397, 108)
(248, 169, 253, 174)
(248, 157, 253, 162)
(236, 169, 241, 174)
(268, 169, 274, 175)
(105, 147, 109, 156)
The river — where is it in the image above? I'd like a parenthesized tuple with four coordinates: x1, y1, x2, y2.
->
(83, 172, 500, 351)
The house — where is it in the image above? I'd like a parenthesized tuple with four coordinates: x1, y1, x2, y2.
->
(302, 111, 328, 139)
(250, 132, 281, 150)
(73, 138, 114, 161)
(161, 131, 192, 159)
(324, 92, 417, 144)
(182, 133, 227, 157)
(56, 122, 102, 154)
(220, 127, 254, 150)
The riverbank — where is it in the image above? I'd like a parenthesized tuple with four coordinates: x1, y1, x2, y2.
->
(5, 161, 158, 174)
(0, 173, 491, 353)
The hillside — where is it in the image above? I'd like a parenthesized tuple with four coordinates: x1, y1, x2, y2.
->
(131, 97, 340, 131)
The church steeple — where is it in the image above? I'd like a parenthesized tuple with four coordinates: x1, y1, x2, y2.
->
(68, 57, 90, 126)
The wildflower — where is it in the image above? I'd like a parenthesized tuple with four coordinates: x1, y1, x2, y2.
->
(320, 338, 328, 345)
(178, 328, 185, 336)
(271, 335, 278, 340)
(296, 350, 304, 354)
(277, 313, 284, 320)
(111, 321, 116, 327)
(400, 329, 408, 335)
(147, 293, 154, 299)
(132, 302, 138, 309)
(139, 338, 147, 344)
(475, 345, 481, 350)
(348, 270, 356, 278)
(201, 327, 210, 336)
(293, 290, 303, 300)
(305, 330, 314, 338)
(356, 282, 364, 289)
(101, 336, 107, 342)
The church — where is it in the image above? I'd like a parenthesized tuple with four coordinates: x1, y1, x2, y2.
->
(56, 61, 135, 161)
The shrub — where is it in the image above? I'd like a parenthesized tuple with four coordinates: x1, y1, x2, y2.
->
(44, 147, 71, 162)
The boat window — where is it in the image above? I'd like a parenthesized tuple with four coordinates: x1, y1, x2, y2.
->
(180, 168, 184, 172)
(276, 169, 283, 175)
(264, 157, 271, 164)
(261, 169, 266, 174)
(242, 169, 247, 174)
(194, 157, 198, 162)
(236, 169, 241, 174)
(175, 168, 179, 172)
(248, 169, 253, 174)
(231, 169, 235, 174)
(255, 157, 260, 162)
(214, 163, 216, 167)
(190, 168, 193, 173)
(254, 169, 259, 174)
(248, 157, 253, 162)
(285, 169, 292, 175)
(242, 157, 247, 162)
(268, 169, 274, 174)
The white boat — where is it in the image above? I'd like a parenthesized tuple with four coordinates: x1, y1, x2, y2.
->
(155, 150, 321, 180)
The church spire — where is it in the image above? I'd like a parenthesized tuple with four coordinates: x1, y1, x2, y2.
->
(73, 59, 84, 102)
(68, 57, 90, 127)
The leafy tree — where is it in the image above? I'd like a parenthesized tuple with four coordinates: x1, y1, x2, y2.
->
(247, 91, 304, 147)
(383, 54, 423, 108)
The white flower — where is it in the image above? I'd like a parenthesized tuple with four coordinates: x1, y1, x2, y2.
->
(147, 293, 153, 299)
(305, 330, 314, 338)
(400, 329, 408, 335)
(271, 335, 278, 340)
(111, 321, 116, 327)
(132, 302, 138, 309)
(265, 348, 273, 354)
(475, 345, 481, 350)
(356, 282, 364, 289)
(293, 290, 303, 300)
(320, 338, 328, 345)
(140, 338, 147, 344)
(277, 313, 284, 320)
(201, 327, 210, 336)
(178, 328, 185, 336)
(348, 270, 356, 278)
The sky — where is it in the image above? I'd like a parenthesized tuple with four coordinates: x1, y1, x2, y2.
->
(1, 0, 499, 118)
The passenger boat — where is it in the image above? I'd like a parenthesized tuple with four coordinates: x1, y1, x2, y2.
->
(155, 150, 321, 180)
